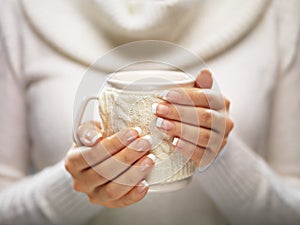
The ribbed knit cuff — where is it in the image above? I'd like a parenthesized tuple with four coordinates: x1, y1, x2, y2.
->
(195, 135, 267, 215)
(35, 161, 102, 225)
(195, 135, 300, 225)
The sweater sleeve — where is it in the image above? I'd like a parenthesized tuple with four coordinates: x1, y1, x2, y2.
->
(0, 1, 102, 224)
(197, 2, 300, 224)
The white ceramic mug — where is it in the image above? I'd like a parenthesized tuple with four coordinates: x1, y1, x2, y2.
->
(74, 70, 196, 192)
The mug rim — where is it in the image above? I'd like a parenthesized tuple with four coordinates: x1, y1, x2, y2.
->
(107, 70, 194, 90)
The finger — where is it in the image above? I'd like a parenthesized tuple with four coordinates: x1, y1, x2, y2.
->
(225, 117, 234, 137)
(65, 127, 142, 173)
(172, 137, 226, 168)
(152, 102, 226, 130)
(172, 137, 206, 167)
(95, 154, 155, 202)
(70, 137, 153, 193)
(106, 180, 150, 208)
(224, 97, 231, 111)
(91, 180, 150, 208)
(77, 121, 103, 147)
(172, 137, 230, 169)
(86, 136, 152, 187)
(160, 88, 225, 110)
(194, 69, 213, 89)
(156, 118, 224, 150)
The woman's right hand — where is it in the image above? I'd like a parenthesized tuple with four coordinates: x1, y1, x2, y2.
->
(65, 122, 155, 208)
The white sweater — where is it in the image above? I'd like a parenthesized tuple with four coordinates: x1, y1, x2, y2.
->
(0, 0, 300, 224)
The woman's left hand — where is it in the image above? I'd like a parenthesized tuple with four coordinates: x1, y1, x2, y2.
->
(152, 69, 234, 167)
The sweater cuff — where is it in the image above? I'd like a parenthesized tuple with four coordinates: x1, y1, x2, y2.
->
(35, 160, 102, 225)
(195, 135, 266, 211)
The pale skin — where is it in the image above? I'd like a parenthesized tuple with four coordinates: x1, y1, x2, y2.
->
(65, 69, 234, 208)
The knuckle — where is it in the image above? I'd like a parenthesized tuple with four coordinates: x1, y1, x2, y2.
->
(110, 137, 122, 150)
(102, 185, 118, 201)
(72, 180, 83, 192)
(209, 93, 225, 109)
(64, 158, 74, 173)
(123, 174, 138, 186)
(202, 131, 211, 144)
(175, 106, 185, 120)
(122, 194, 137, 206)
(225, 98, 231, 108)
(227, 118, 234, 132)
(202, 132, 210, 143)
(121, 152, 134, 165)
(66, 152, 82, 171)
(88, 194, 98, 205)
(200, 110, 212, 125)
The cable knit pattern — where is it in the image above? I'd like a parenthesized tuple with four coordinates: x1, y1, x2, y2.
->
(99, 86, 195, 185)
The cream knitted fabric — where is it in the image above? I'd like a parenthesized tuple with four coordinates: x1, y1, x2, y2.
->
(20, 0, 270, 68)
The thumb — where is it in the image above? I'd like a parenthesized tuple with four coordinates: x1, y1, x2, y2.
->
(195, 69, 213, 89)
(77, 121, 103, 147)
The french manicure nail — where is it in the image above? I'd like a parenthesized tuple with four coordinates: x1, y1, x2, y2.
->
(80, 129, 101, 145)
(172, 137, 179, 146)
(172, 137, 186, 148)
(160, 90, 169, 100)
(161, 90, 181, 102)
(133, 126, 142, 136)
(156, 117, 164, 128)
(151, 103, 158, 114)
(154, 104, 169, 115)
(137, 180, 150, 193)
(143, 135, 153, 146)
(130, 135, 152, 151)
(147, 153, 156, 162)
(91, 133, 103, 144)
(156, 118, 174, 130)
(125, 129, 140, 142)
(140, 153, 156, 171)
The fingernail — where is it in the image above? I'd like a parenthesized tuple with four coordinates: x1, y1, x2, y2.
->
(172, 137, 186, 148)
(137, 180, 150, 193)
(133, 127, 142, 136)
(125, 128, 141, 142)
(147, 153, 156, 162)
(151, 103, 158, 114)
(80, 129, 102, 145)
(156, 118, 174, 131)
(160, 90, 169, 100)
(161, 90, 181, 102)
(140, 153, 156, 171)
(129, 135, 152, 151)
(143, 135, 153, 146)
(152, 103, 169, 115)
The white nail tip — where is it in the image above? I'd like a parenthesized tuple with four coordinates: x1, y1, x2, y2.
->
(133, 127, 142, 136)
(151, 103, 158, 114)
(141, 179, 150, 188)
(172, 137, 179, 146)
(147, 153, 156, 162)
(161, 90, 169, 100)
(156, 117, 164, 128)
(91, 133, 103, 144)
(142, 135, 153, 145)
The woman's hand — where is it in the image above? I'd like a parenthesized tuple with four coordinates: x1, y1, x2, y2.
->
(65, 123, 155, 208)
(152, 69, 234, 167)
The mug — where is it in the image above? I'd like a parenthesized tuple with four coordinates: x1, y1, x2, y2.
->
(74, 70, 196, 192)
